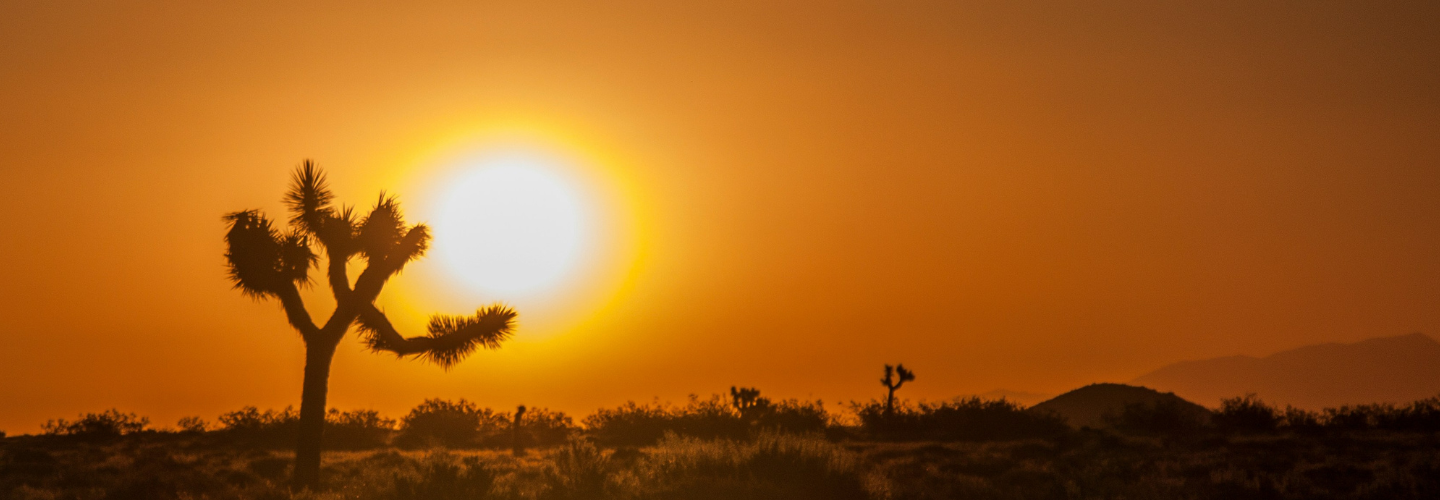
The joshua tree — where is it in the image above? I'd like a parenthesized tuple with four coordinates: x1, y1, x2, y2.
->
(512, 404, 528, 456)
(881, 364, 915, 417)
(223, 161, 516, 489)
(729, 386, 770, 421)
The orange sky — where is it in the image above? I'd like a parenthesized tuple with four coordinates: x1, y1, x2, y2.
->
(2, 1, 1439, 433)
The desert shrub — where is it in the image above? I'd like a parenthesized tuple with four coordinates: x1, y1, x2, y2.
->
(584, 401, 678, 446)
(541, 437, 615, 500)
(751, 399, 829, 435)
(1279, 406, 1322, 432)
(1383, 396, 1440, 431)
(471, 406, 579, 448)
(41, 409, 149, 438)
(176, 416, 209, 433)
(1214, 394, 1280, 433)
(1104, 399, 1210, 436)
(585, 395, 778, 446)
(396, 399, 507, 448)
(215, 406, 389, 448)
(629, 432, 869, 500)
(671, 394, 751, 440)
(855, 397, 1068, 441)
(1322, 404, 1384, 431)
(217, 406, 298, 446)
(218, 406, 297, 432)
(1313, 398, 1440, 432)
(325, 409, 396, 449)
(513, 407, 579, 447)
(386, 454, 499, 500)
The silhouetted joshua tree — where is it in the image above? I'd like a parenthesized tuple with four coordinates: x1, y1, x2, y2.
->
(730, 386, 771, 421)
(512, 404, 527, 456)
(223, 162, 516, 489)
(881, 364, 915, 417)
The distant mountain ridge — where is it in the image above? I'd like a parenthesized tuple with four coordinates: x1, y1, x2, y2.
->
(1132, 332, 1440, 409)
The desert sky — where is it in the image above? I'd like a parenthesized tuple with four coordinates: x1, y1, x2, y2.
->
(2, 1, 1438, 432)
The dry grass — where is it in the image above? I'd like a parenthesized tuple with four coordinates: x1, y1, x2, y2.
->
(4, 428, 1440, 499)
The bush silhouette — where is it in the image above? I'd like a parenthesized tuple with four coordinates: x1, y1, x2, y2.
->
(1280, 405, 1323, 433)
(214, 406, 392, 449)
(1317, 397, 1440, 432)
(217, 406, 299, 446)
(176, 416, 210, 433)
(1214, 394, 1280, 433)
(1383, 396, 1440, 431)
(396, 399, 507, 448)
(855, 397, 1067, 441)
(541, 437, 614, 500)
(753, 399, 829, 435)
(387, 454, 499, 500)
(1104, 399, 1211, 436)
(583, 401, 678, 446)
(503, 406, 578, 449)
(1322, 404, 1384, 431)
(41, 409, 149, 439)
(222, 162, 516, 488)
(630, 433, 869, 500)
(584, 393, 827, 446)
(323, 409, 395, 449)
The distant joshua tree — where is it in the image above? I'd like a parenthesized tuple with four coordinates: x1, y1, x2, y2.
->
(223, 162, 516, 489)
(513, 404, 528, 456)
(730, 386, 771, 421)
(881, 364, 915, 417)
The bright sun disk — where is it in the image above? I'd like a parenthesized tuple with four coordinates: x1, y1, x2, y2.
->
(431, 155, 589, 297)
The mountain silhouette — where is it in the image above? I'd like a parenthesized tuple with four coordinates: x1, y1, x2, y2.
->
(1029, 383, 1209, 429)
(1132, 332, 1440, 409)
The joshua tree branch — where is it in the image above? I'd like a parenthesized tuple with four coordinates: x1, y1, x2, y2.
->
(350, 264, 392, 305)
(355, 305, 418, 355)
(327, 249, 352, 302)
(274, 284, 319, 338)
(356, 302, 516, 369)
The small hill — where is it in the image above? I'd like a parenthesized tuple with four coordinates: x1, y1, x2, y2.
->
(1132, 332, 1440, 409)
(1030, 383, 1210, 429)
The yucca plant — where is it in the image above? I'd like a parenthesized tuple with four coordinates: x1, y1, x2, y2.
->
(881, 364, 915, 418)
(223, 161, 516, 489)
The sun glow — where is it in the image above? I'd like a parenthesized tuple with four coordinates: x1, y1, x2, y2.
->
(430, 154, 591, 297)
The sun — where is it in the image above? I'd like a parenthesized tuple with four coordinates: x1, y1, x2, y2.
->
(429, 153, 590, 297)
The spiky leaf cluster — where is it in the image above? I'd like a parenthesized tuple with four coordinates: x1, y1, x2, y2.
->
(224, 210, 315, 297)
(357, 195, 430, 274)
(882, 364, 915, 389)
(420, 305, 518, 369)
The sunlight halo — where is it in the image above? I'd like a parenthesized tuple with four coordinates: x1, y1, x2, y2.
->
(430, 154, 590, 297)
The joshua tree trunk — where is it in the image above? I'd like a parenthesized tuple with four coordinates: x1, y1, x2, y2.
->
(885, 387, 897, 416)
(294, 339, 338, 489)
(512, 405, 527, 456)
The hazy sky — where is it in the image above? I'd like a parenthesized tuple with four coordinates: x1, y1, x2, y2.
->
(3, 1, 1438, 432)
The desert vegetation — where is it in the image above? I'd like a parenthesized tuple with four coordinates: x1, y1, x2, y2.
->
(6, 388, 1440, 499)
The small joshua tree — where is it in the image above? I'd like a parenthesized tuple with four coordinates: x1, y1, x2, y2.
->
(881, 364, 915, 417)
(729, 386, 771, 421)
(513, 405, 528, 456)
(224, 162, 516, 489)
